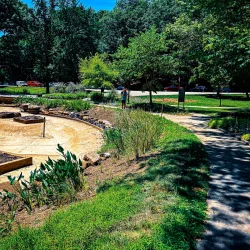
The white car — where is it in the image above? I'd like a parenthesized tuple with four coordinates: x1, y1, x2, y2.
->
(16, 81, 28, 87)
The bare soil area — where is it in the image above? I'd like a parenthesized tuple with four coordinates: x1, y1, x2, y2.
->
(0, 151, 20, 164)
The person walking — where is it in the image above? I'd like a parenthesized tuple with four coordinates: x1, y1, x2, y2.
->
(121, 88, 127, 109)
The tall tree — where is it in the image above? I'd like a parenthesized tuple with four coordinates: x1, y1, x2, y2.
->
(115, 27, 171, 105)
(79, 53, 118, 89)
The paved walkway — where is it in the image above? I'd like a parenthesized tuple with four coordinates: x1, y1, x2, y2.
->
(162, 114, 250, 250)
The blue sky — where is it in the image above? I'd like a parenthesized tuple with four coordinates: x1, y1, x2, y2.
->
(21, 0, 116, 11)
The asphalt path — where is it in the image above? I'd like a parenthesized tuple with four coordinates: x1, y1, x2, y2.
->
(163, 114, 250, 250)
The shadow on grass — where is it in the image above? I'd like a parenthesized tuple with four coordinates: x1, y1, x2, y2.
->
(130, 102, 180, 113)
(98, 138, 209, 203)
(97, 138, 210, 248)
(204, 94, 249, 101)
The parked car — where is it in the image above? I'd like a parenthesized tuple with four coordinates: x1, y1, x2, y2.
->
(0, 83, 9, 88)
(221, 87, 231, 93)
(16, 81, 28, 87)
(116, 85, 124, 90)
(164, 85, 180, 91)
(189, 86, 206, 92)
(27, 81, 43, 87)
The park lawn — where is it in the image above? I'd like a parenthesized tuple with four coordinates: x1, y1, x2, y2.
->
(0, 119, 209, 250)
(134, 94, 250, 109)
(0, 86, 47, 95)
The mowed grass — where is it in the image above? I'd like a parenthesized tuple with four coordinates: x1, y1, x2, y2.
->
(0, 119, 209, 250)
(0, 86, 46, 95)
(134, 94, 250, 109)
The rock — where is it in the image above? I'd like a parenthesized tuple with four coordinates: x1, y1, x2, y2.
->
(82, 160, 91, 169)
(20, 103, 29, 112)
(83, 153, 101, 165)
(100, 152, 111, 159)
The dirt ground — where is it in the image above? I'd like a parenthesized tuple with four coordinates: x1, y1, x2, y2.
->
(0, 106, 104, 183)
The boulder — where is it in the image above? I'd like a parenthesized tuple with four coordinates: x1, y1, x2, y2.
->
(100, 152, 111, 159)
(83, 153, 101, 165)
(82, 160, 91, 169)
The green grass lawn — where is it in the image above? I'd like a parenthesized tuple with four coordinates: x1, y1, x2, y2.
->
(0, 86, 46, 95)
(0, 119, 209, 250)
(130, 94, 250, 115)
(134, 94, 250, 108)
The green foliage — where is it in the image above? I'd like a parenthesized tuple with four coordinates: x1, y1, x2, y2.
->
(44, 92, 88, 100)
(79, 53, 118, 89)
(208, 117, 250, 133)
(90, 89, 119, 103)
(242, 134, 250, 142)
(115, 27, 172, 104)
(37, 144, 84, 192)
(0, 145, 85, 231)
(105, 109, 166, 158)
(90, 92, 103, 102)
(15, 97, 91, 111)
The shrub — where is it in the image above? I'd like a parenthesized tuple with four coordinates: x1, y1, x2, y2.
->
(52, 83, 66, 93)
(242, 134, 250, 141)
(208, 117, 250, 133)
(104, 109, 166, 158)
(106, 88, 119, 103)
(90, 92, 103, 102)
(45, 92, 87, 100)
(14, 97, 91, 111)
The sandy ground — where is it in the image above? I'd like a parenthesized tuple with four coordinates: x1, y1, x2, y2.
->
(0, 107, 103, 183)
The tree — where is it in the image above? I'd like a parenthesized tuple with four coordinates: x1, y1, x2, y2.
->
(115, 27, 171, 105)
(79, 53, 118, 89)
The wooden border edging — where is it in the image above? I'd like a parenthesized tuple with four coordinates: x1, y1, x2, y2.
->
(0, 154, 33, 175)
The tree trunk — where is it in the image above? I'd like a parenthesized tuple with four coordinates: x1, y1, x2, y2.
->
(246, 91, 249, 100)
(149, 90, 152, 105)
(46, 82, 50, 94)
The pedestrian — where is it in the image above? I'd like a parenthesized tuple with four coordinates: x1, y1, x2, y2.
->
(121, 88, 127, 109)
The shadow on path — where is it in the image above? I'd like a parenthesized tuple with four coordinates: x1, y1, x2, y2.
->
(163, 114, 250, 250)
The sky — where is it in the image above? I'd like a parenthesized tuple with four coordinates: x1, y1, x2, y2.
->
(21, 0, 116, 11)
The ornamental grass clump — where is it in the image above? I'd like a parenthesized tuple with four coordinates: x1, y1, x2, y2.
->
(105, 109, 166, 158)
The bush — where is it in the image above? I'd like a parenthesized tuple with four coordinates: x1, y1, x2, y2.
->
(242, 134, 250, 141)
(104, 109, 166, 158)
(44, 92, 87, 100)
(106, 88, 119, 103)
(14, 97, 91, 111)
(208, 117, 250, 133)
(90, 92, 103, 102)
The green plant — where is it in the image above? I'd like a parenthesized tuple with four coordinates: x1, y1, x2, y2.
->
(242, 134, 250, 141)
(37, 144, 84, 192)
(90, 92, 103, 102)
(14, 97, 91, 111)
(105, 109, 166, 158)
(106, 88, 118, 102)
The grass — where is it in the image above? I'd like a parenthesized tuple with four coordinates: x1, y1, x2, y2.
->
(0, 119, 209, 250)
(0, 86, 46, 95)
(128, 94, 250, 115)
(136, 94, 250, 108)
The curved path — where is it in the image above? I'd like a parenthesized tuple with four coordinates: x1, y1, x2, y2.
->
(162, 114, 250, 250)
(0, 107, 103, 183)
